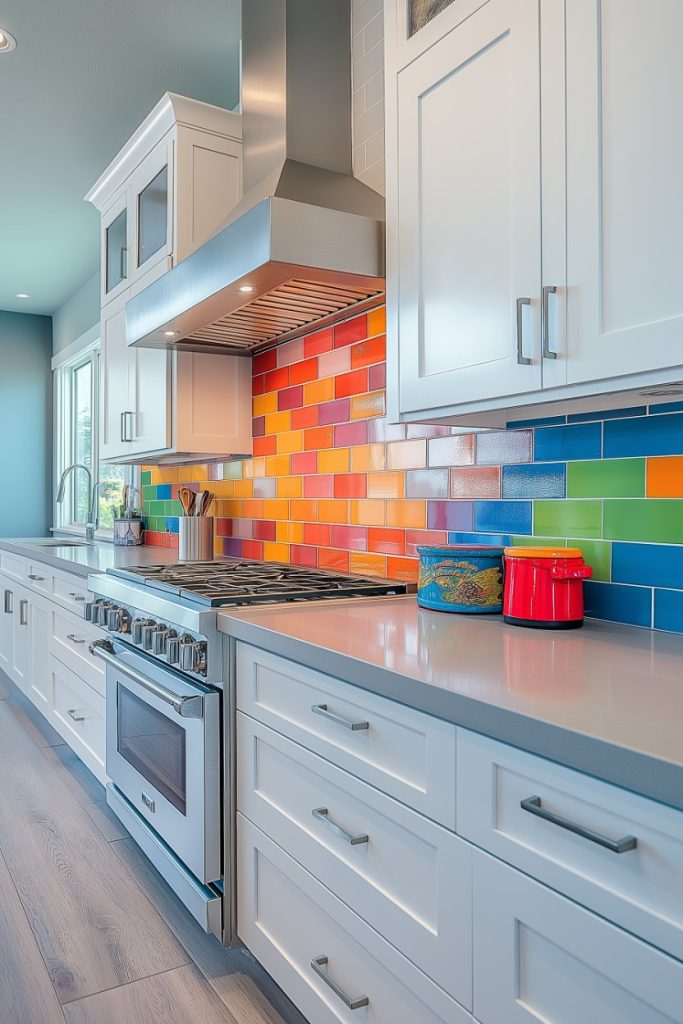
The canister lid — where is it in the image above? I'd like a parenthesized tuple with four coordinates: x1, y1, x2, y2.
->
(417, 544, 504, 557)
(504, 546, 584, 559)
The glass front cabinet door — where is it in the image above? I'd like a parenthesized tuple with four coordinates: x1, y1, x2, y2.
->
(130, 136, 174, 277)
(102, 192, 129, 302)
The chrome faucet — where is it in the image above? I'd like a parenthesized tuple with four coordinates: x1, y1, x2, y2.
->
(55, 464, 101, 541)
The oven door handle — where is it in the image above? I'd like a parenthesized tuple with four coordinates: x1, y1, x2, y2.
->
(89, 639, 205, 719)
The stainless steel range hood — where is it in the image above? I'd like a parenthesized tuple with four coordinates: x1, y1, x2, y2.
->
(127, 0, 385, 354)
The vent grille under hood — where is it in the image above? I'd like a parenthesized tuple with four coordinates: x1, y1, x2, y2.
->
(126, 0, 385, 354)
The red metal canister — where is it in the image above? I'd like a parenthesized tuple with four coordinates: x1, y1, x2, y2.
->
(503, 547, 593, 629)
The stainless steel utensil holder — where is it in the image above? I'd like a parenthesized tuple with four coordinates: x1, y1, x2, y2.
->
(179, 517, 214, 561)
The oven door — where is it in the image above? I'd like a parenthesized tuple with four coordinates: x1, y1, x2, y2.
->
(99, 639, 221, 884)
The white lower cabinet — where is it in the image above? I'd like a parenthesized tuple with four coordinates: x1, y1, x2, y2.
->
(473, 851, 683, 1024)
(0, 575, 15, 676)
(10, 586, 30, 693)
(237, 813, 473, 1024)
(27, 593, 50, 711)
(48, 655, 106, 783)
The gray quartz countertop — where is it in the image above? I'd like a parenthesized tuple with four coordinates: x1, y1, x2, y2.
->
(0, 537, 180, 579)
(218, 596, 683, 810)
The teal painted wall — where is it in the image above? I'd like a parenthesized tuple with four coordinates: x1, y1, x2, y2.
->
(52, 271, 100, 354)
(0, 311, 53, 536)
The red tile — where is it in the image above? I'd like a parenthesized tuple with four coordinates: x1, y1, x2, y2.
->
(334, 474, 367, 498)
(252, 520, 277, 541)
(278, 385, 304, 410)
(291, 405, 319, 430)
(304, 523, 332, 546)
(334, 314, 368, 348)
(252, 416, 265, 437)
(291, 544, 318, 567)
(242, 540, 263, 560)
(331, 525, 367, 551)
(304, 327, 334, 357)
(304, 475, 334, 498)
(318, 547, 350, 572)
(304, 426, 334, 450)
(367, 528, 406, 555)
(265, 366, 289, 392)
(368, 362, 386, 391)
(253, 435, 277, 457)
(335, 421, 368, 447)
(253, 349, 277, 375)
(216, 518, 233, 537)
(319, 399, 351, 425)
(405, 529, 448, 556)
(289, 357, 319, 385)
(291, 451, 318, 474)
(350, 335, 386, 369)
(252, 374, 266, 396)
(335, 368, 369, 399)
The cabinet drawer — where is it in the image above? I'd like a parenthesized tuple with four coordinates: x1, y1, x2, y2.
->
(49, 607, 105, 697)
(457, 729, 683, 960)
(237, 713, 471, 1005)
(0, 551, 26, 584)
(236, 643, 457, 827)
(51, 571, 89, 614)
(237, 815, 472, 1024)
(26, 561, 51, 595)
(473, 852, 683, 1024)
(49, 655, 106, 782)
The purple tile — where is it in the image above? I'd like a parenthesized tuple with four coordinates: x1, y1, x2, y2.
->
(367, 418, 406, 442)
(427, 500, 474, 531)
(428, 434, 475, 467)
(319, 398, 351, 425)
(476, 430, 533, 465)
(368, 363, 386, 391)
(405, 469, 449, 498)
(278, 385, 304, 411)
(222, 537, 243, 557)
(253, 478, 277, 498)
(252, 416, 266, 437)
(335, 421, 368, 447)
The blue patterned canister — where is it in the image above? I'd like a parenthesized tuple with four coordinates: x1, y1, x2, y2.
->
(416, 545, 504, 613)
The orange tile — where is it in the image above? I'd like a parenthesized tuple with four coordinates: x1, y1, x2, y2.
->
(289, 357, 319, 385)
(253, 435, 277, 457)
(367, 471, 405, 499)
(234, 479, 254, 498)
(647, 456, 683, 497)
(251, 457, 266, 479)
(151, 467, 179, 484)
(253, 393, 278, 417)
(351, 390, 386, 420)
(303, 377, 334, 406)
(351, 443, 386, 472)
(367, 306, 386, 337)
(290, 499, 318, 522)
(334, 474, 367, 498)
(368, 528, 406, 555)
(242, 499, 265, 518)
(277, 430, 304, 454)
(349, 551, 387, 577)
(212, 480, 235, 498)
(303, 523, 332, 546)
(318, 447, 350, 474)
(222, 500, 243, 517)
(386, 555, 419, 583)
(350, 335, 386, 369)
(263, 499, 290, 520)
(318, 547, 350, 572)
(318, 499, 349, 524)
(277, 521, 303, 543)
(265, 454, 291, 477)
(350, 499, 385, 526)
(265, 410, 291, 435)
(264, 542, 290, 563)
(386, 500, 426, 529)
(335, 368, 369, 399)
(291, 405, 319, 430)
(277, 476, 303, 498)
(304, 425, 334, 451)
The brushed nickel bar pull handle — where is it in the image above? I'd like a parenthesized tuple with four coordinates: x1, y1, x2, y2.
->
(312, 807, 369, 846)
(120, 412, 126, 443)
(67, 708, 85, 722)
(516, 297, 532, 365)
(310, 956, 369, 1011)
(521, 796, 637, 853)
(542, 285, 558, 359)
(4, 590, 13, 614)
(89, 639, 204, 719)
(28, 574, 45, 582)
(19, 600, 28, 626)
(69, 593, 86, 602)
(311, 703, 369, 732)
(66, 634, 86, 645)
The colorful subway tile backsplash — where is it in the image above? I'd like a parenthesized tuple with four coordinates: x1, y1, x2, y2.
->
(143, 305, 683, 633)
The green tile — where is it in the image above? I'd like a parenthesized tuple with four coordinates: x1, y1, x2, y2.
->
(224, 460, 244, 480)
(604, 499, 683, 542)
(567, 459, 644, 498)
(141, 470, 152, 486)
(149, 500, 165, 517)
(511, 535, 565, 548)
(143, 484, 156, 502)
(566, 539, 611, 582)
(534, 500, 602, 538)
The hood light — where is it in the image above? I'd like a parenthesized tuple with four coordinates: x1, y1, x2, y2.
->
(0, 28, 17, 53)
(239, 285, 254, 293)
(163, 330, 178, 337)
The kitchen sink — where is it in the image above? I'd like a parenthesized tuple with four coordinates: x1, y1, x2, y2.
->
(29, 540, 91, 548)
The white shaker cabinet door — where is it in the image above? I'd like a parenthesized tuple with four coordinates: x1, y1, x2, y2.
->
(100, 298, 134, 461)
(565, 0, 683, 385)
(393, 0, 542, 414)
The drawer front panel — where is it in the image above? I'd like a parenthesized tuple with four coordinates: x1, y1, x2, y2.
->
(51, 571, 90, 613)
(473, 852, 683, 1024)
(49, 608, 105, 696)
(0, 552, 26, 584)
(236, 643, 457, 827)
(26, 562, 50, 595)
(457, 729, 683, 960)
(237, 814, 472, 1024)
(237, 713, 471, 1005)
(49, 655, 106, 781)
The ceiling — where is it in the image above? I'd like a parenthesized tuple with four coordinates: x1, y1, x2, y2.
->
(0, 0, 241, 316)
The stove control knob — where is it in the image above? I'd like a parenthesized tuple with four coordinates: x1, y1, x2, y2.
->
(106, 606, 121, 632)
(152, 627, 177, 656)
(93, 601, 111, 626)
(132, 618, 153, 645)
(84, 601, 95, 622)
(180, 639, 207, 674)
(141, 622, 159, 651)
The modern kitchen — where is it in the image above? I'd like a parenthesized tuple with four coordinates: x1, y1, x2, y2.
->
(1, 1, 683, 1021)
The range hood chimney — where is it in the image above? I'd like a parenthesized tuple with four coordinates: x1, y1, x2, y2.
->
(126, 0, 385, 353)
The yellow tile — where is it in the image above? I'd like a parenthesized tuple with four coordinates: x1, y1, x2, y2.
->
(277, 430, 304, 454)
(277, 521, 304, 544)
(351, 444, 386, 473)
(213, 537, 224, 556)
(351, 390, 386, 420)
(263, 499, 290, 520)
(189, 465, 210, 483)
(290, 499, 318, 522)
(367, 306, 386, 337)
(350, 551, 387, 577)
(265, 454, 291, 477)
(234, 479, 254, 498)
(222, 500, 243, 517)
(278, 476, 303, 498)
(367, 471, 405, 499)
(253, 392, 278, 417)
(318, 447, 350, 474)
(350, 500, 385, 526)
(251, 457, 266, 479)
(386, 500, 426, 529)
(242, 459, 254, 480)
(303, 377, 334, 406)
(212, 480, 235, 498)
(265, 410, 291, 435)
(318, 499, 349, 524)
(151, 467, 179, 484)
(264, 542, 290, 563)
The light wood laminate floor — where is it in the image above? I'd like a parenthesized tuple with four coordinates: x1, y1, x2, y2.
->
(0, 677, 308, 1024)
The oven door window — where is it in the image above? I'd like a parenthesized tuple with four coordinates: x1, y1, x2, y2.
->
(117, 684, 187, 815)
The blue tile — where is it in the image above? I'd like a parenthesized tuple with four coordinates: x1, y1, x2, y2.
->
(603, 412, 683, 458)
(156, 484, 172, 500)
(448, 532, 512, 546)
(165, 517, 179, 534)
(506, 415, 567, 428)
(533, 423, 602, 462)
(474, 501, 532, 535)
(583, 581, 652, 627)
(649, 401, 683, 415)
(567, 406, 646, 423)
(612, 542, 683, 589)
(654, 590, 683, 632)
(502, 464, 565, 499)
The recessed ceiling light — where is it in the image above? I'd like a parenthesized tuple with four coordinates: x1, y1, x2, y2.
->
(163, 330, 178, 337)
(15, 292, 29, 299)
(239, 285, 254, 293)
(0, 28, 17, 53)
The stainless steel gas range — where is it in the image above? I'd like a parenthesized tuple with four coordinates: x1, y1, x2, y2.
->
(86, 559, 410, 944)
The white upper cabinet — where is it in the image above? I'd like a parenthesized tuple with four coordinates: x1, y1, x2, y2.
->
(385, 0, 683, 422)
